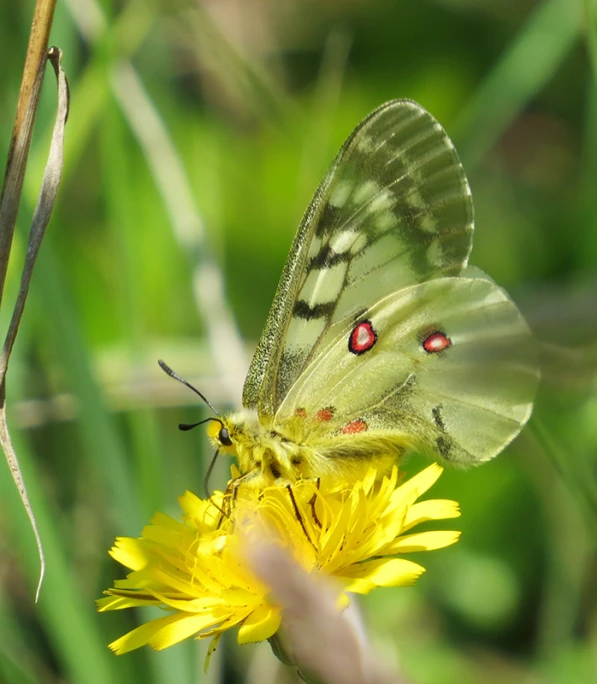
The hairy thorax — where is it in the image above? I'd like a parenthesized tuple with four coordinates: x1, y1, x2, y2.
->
(208, 409, 317, 488)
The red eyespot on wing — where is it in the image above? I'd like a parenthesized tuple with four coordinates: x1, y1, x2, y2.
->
(349, 320, 377, 355)
(423, 331, 451, 353)
(295, 408, 307, 418)
(316, 407, 335, 422)
(342, 419, 368, 434)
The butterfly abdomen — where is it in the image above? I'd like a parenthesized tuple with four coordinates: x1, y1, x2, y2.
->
(213, 409, 421, 488)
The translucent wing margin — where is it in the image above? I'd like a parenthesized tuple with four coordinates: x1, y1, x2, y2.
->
(243, 100, 474, 420)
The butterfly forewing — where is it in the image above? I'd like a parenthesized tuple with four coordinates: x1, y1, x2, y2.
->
(243, 100, 475, 419)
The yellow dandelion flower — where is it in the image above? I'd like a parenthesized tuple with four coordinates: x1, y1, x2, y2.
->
(98, 463, 460, 657)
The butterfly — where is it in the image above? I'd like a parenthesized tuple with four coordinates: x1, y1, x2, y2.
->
(170, 100, 540, 490)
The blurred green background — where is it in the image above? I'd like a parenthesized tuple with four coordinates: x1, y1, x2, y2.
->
(1, 0, 597, 682)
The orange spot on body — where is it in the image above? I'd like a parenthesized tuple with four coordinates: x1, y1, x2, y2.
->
(342, 419, 368, 434)
(295, 408, 307, 418)
(316, 407, 335, 422)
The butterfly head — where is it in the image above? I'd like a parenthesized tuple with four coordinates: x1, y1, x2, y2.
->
(205, 416, 236, 454)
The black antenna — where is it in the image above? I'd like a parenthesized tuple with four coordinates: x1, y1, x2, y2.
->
(179, 416, 222, 432)
(159, 360, 227, 507)
(158, 359, 219, 415)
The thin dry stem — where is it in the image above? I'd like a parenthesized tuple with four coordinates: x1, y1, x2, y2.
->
(0, 41, 69, 601)
(0, 0, 58, 304)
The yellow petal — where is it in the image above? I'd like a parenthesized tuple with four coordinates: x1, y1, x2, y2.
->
(109, 613, 184, 654)
(180, 491, 223, 530)
(149, 552, 234, 596)
(393, 464, 443, 505)
(150, 612, 234, 651)
(149, 593, 229, 614)
(237, 603, 282, 644)
(361, 467, 379, 494)
(148, 511, 182, 531)
(381, 530, 461, 554)
(97, 594, 162, 611)
(111, 573, 171, 593)
(109, 538, 150, 571)
(341, 577, 375, 594)
(179, 490, 207, 518)
(339, 558, 425, 590)
(151, 585, 260, 612)
(141, 523, 186, 550)
(402, 499, 460, 531)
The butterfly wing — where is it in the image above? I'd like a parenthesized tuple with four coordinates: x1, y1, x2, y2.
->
(243, 100, 474, 421)
(274, 273, 539, 465)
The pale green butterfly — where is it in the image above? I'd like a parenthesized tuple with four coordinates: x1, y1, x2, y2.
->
(168, 100, 540, 489)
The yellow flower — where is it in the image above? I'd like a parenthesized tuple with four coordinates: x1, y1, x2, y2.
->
(98, 464, 460, 657)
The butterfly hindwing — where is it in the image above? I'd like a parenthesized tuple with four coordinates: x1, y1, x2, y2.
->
(243, 100, 475, 420)
(276, 275, 539, 464)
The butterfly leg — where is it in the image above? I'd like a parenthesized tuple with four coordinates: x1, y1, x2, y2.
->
(285, 483, 318, 551)
(308, 480, 322, 529)
(219, 468, 262, 526)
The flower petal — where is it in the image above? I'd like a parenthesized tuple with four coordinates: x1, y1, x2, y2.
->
(392, 463, 443, 505)
(339, 558, 425, 592)
(149, 593, 229, 614)
(97, 594, 162, 611)
(109, 613, 184, 654)
(148, 511, 183, 531)
(381, 530, 461, 554)
(237, 603, 282, 644)
(180, 490, 222, 531)
(340, 577, 375, 594)
(109, 538, 151, 571)
(361, 467, 380, 494)
(150, 612, 233, 651)
(402, 499, 460, 531)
